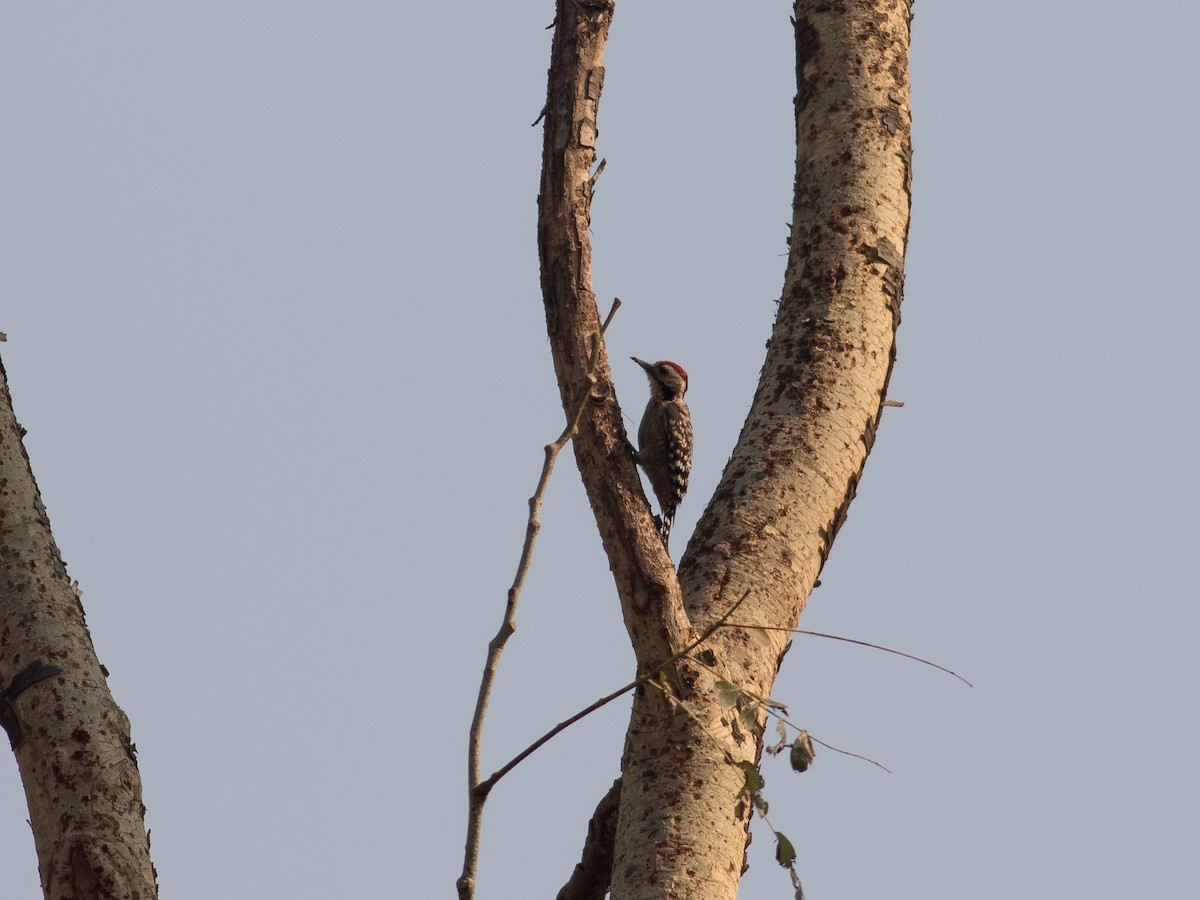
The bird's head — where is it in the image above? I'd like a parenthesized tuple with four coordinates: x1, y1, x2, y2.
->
(631, 357, 688, 400)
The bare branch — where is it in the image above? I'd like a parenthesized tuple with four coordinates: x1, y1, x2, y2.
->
(0, 351, 157, 896)
(481, 590, 751, 795)
(537, 0, 691, 673)
(458, 304, 618, 900)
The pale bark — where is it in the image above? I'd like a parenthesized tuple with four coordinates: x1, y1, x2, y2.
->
(609, 3, 912, 894)
(543, 0, 911, 897)
(0, 354, 158, 899)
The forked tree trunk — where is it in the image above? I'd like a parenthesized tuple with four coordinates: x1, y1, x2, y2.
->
(0, 354, 158, 899)
(539, 1, 911, 897)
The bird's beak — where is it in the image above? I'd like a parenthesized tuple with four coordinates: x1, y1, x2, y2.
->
(631, 356, 653, 371)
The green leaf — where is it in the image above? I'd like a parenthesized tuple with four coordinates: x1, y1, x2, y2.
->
(789, 731, 816, 773)
(775, 831, 797, 867)
(739, 706, 761, 732)
(737, 761, 764, 791)
(715, 680, 741, 708)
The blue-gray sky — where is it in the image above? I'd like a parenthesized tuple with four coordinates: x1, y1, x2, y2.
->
(2, 3, 1197, 897)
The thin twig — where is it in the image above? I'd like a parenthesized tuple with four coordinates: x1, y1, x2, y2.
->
(687, 655, 894, 773)
(723, 623, 972, 686)
(762, 701, 892, 774)
(483, 676, 633, 792)
(480, 589, 753, 794)
(458, 301, 618, 900)
(806, 733, 891, 773)
(601, 297, 621, 332)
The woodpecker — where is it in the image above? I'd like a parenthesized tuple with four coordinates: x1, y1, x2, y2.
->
(631, 356, 693, 548)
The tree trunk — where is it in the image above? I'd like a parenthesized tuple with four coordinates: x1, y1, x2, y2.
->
(0, 353, 158, 899)
(612, 2, 912, 894)
(541, 1, 911, 897)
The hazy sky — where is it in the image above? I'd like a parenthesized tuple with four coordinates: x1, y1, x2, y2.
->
(2, 3, 1197, 898)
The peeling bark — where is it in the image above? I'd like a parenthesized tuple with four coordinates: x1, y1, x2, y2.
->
(0, 354, 157, 899)
(536, 0, 693, 673)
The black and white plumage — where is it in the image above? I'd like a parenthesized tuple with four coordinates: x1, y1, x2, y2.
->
(631, 356, 693, 548)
